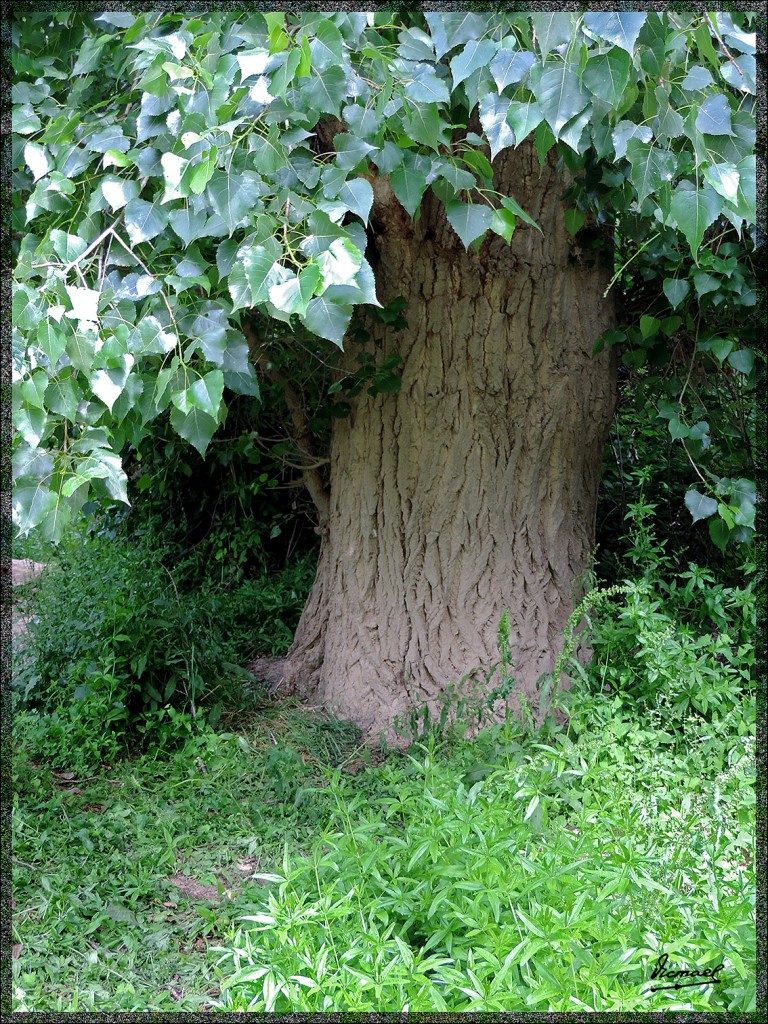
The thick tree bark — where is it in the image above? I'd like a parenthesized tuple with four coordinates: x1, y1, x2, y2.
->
(284, 143, 618, 739)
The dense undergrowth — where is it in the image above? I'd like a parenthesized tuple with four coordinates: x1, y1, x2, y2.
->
(11, 501, 757, 1011)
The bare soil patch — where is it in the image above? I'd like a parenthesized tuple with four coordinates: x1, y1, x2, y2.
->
(10, 559, 47, 641)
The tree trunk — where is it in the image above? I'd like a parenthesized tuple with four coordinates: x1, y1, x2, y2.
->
(284, 143, 618, 739)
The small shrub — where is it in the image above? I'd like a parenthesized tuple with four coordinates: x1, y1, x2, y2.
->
(557, 500, 755, 737)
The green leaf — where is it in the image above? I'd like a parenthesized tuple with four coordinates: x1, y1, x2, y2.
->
(612, 121, 652, 160)
(450, 39, 497, 89)
(45, 376, 81, 421)
(639, 315, 661, 340)
(302, 296, 353, 346)
(652, 87, 684, 143)
(697, 336, 733, 363)
(337, 178, 374, 225)
(68, 327, 98, 376)
(49, 230, 89, 263)
(13, 406, 48, 447)
(506, 99, 543, 145)
(708, 517, 729, 552)
(424, 12, 490, 61)
(500, 195, 542, 235)
(308, 18, 343, 69)
(726, 154, 755, 222)
(13, 284, 44, 330)
(13, 484, 59, 536)
(85, 125, 130, 155)
(460, 149, 494, 184)
(270, 46, 301, 98)
(249, 127, 288, 175)
(582, 48, 631, 107)
(172, 369, 224, 418)
(102, 148, 131, 169)
(170, 406, 219, 457)
(529, 63, 589, 135)
(189, 147, 217, 195)
(90, 356, 134, 412)
(668, 417, 689, 440)
(72, 34, 111, 75)
(490, 207, 516, 244)
(404, 66, 451, 105)
(564, 208, 586, 236)
(101, 177, 140, 212)
(479, 94, 515, 161)
(169, 206, 208, 246)
(583, 12, 647, 54)
(390, 164, 428, 217)
(444, 201, 493, 248)
(24, 142, 50, 182)
(21, 370, 48, 410)
(13, 103, 42, 135)
(662, 278, 689, 309)
(88, 448, 129, 504)
(207, 172, 263, 234)
(404, 103, 444, 151)
(531, 12, 574, 57)
(128, 316, 178, 356)
(269, 265, 321, 317)
(681, 66, 713, 91)
(534, 121, 556, 169)
(241, 244, 289, 305)
(223, 367, 261, 399)
(669, 183, 723, 257)
(685, 489, 718, 523)
(727, 349, 754, 375)
(625, 140, 677, 206)
(124, 199, 169, 245)
(12, 443, 54, 484)
(692, 271, 719, 298)
(37, 320, 67, 367)
(559, 105, 592, 153)
(702, 162, 740, 204)
(435, 161, 476, 193)
(490, 49, 536, 92)
(304, 65, 347, 117)
(695, 94, 732, 136)
(316, 238, 363, 288)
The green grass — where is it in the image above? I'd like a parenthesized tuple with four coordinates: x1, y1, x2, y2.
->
(12, 687, 755, 1012)
(11, 700, 362, 1011)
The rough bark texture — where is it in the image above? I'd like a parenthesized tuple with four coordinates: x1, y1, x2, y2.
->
(284, 143, 618, 739)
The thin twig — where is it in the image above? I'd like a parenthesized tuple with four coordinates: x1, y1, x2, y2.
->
(706, 14, 743, 76)
(680, 439, 709, 486)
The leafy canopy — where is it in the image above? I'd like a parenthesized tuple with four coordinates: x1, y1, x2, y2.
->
(11, 10, 757, 543)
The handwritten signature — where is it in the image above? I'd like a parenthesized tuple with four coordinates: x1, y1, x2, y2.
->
(649, 952, 725, 991)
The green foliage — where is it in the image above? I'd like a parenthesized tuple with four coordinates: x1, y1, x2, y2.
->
(12, 522, 316, 770)
(11, 10, 758, 543)
(11, 713, 360, 1011)
(562, 501, 755, 731)
(597, 353, 756, 574)
(210, 708, 754, 1011)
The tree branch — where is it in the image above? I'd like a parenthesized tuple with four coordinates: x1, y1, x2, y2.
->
(242, 319, 331, 529)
